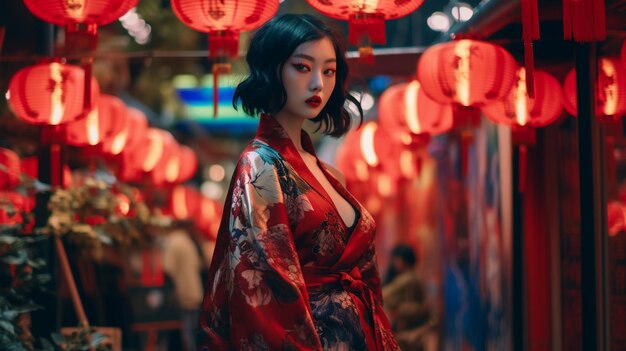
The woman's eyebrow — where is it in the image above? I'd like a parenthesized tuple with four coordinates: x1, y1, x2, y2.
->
(292, 53, 337, 63)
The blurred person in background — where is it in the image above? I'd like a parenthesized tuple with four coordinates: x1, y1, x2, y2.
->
(162, 220, 209, 351)
(383, 244, 434, 351)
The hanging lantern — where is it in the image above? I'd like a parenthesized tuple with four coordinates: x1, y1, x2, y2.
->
(336, 129, 370, 183)
(417, 39, 518, 176)
(195, 196, 221, 241)
(563, 0, 605, 42)
(483, 68, 563, 128)
(306, 0, 424, 64)
(21, 156, 73, 188)
(63, 94, 127, 146)
(23, 0, 138, 110)
(417, 39, 518, 108)
(163, 145, 198, 184)
(0, 148, 21, 190)
(563, 58, 626, 120)
(8, 63, 99, 125)
(378, 80, 453, 145)
(166, 185, 201, 220)
(117, 128, 177, 183)
(483, 69, 563, 193)
(150, 140, 181, 186)
(171, 0, 278, 117)
(99, 107, 148, 156)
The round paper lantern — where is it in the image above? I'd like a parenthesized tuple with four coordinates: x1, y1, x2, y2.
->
(171, 0, 278, 116)
(21, 157, 73, 188)
(378, 80, 453, 145)
(23, 0, 138, 51)
(0, 148, 21, 190)
(563, 58, 626, 119)
(167, 185, 201, 220)
(336, 129, 370, 182)
(483, 68, 564, 128)
(163, 145, 198, 184)
(118, 128, 177, 183)
(8, 63, 100, 125)
(100, 107, 148, 156)
(306, 0, 424, 52)
(417, 39, 518, 107)
(63, 94, 127, 146)
(195, 197, 221, 241)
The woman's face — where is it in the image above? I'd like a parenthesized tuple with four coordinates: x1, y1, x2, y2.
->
(279, 37, 337, 121)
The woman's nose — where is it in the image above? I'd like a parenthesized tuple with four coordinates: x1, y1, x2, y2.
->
(309, 70, 323, 91)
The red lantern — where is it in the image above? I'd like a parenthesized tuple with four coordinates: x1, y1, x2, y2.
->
(63, 94, 127, 146)
(21, 157, 73, 188)
(23, 0, 138, 51)
(171, 0, 278, 116)
(8, 63, 100, 125)
(336, 129, 370, 182)
(0, 148, 21, 190)
(483, 69, 563, 128)
(378, 80, 453, 145)
(163, 145, 198, 184)
(99, 107, 148, 156)
(195, 196, 221, 241)
(417, 39, 518, 108)
(307, 0, 423, 63)
(563, 58, 626, 120)
(118, 128, 176, 183)
(167, 185, 201, 220)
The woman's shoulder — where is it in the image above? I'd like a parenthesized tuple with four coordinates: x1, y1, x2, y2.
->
(236, 140, 285, 170)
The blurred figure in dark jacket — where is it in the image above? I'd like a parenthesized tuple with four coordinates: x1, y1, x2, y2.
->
(383, 244, 434, 351)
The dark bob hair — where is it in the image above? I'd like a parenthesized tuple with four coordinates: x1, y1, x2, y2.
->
(232, 14, 363, 137)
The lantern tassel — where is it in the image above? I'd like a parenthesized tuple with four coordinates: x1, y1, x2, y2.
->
(349, 13, 385, 65)
(521, 0, 539, 98)
(81, 57, 94, 112)
(518, 145, 527, 193)
(212, 63, 231, 118)
(606, 136, 616, 194)
(563, 0, 606, 41)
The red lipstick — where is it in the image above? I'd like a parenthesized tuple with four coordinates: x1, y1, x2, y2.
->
(305, 96, 321, 108)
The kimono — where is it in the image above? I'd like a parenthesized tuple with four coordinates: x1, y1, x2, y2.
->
(199, 114, 400, 351)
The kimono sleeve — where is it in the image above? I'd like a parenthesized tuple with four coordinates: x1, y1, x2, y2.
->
(200, 151, 323, 351)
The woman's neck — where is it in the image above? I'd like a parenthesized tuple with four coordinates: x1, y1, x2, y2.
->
(272, 113, 306, 153)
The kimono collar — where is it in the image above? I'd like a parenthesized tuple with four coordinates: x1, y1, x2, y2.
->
(254, 113, 318, 160)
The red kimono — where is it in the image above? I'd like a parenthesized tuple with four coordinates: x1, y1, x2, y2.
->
(199, 114, 400, 350)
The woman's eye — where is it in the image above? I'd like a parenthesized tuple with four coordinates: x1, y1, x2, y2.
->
(293, 63, 310, 72)
(324, 69, 336, 77)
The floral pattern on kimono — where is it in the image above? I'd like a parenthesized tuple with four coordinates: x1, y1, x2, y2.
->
(199, 114, 400, 351)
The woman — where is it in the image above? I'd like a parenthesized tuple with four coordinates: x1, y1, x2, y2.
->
(199, 14, 399, 351)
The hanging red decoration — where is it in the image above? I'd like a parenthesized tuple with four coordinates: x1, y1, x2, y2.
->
(417, 39, 518, 108)
(521, 0, 540, 97)
(483, 68, 563, 128)
(20, 156, 73, 188)
(0, 148, 21, 190)
(23, 0, 138, 111)
(378, 80, 453, 145)
(99, 107, 148, 156)
(166, 185, 201, 220)
(8, 63, 99, 125)
(336, 129, 370, 183)
(306, 0, 423, 64)
(563, 58, 626, 120)
(63, 94, 127, 146)
(117, 128, 177, 183)
(171, 0, 278, 116)
(195, 196, 221, 241)
(563, 0, 605, 42)
(417, 39, 518, 176)
(164, 145, 198, 184)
